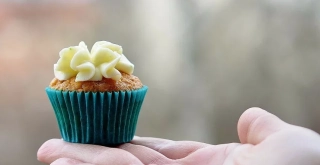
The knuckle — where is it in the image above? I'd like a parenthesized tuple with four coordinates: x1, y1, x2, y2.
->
(37, 139, 60, 162)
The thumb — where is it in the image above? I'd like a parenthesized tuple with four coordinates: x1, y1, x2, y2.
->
(237, 107, 289, 145)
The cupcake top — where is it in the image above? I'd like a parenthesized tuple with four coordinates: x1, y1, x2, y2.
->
(50, 41, 143, 92)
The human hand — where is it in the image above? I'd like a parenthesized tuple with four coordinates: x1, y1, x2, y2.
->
(37, 108, 320, 165)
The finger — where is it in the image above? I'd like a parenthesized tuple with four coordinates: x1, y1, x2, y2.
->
(50, 158, 93, 165)
(178, 143, 242, 165)
(37, 139, 143, 165)
(119, 143, 172, 164)
(237, 107, 289, 145)
(131, 137, 209, 159)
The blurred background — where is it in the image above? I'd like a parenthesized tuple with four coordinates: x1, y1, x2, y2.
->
(1, 0, 320, 164)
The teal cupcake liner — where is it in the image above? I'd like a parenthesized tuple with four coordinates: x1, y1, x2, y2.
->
(45, 86, 148, 146)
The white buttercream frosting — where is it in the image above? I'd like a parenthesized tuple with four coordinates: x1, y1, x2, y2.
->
(54, 41, 134, 81)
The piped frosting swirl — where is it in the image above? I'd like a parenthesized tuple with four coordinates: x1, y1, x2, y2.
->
(54, 41, 134, 82)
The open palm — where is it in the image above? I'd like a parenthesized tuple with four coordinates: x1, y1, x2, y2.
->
(38, 108, 320, 165)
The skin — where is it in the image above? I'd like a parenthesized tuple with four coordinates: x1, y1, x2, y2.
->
(37, 108, 320, 165)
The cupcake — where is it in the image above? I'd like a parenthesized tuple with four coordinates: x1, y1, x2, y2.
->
(46, 41, 148, 146)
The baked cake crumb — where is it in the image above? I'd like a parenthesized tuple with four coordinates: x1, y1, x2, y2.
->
(50, 72, 143, 92)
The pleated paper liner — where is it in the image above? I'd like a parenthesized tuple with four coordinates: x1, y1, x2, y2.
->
(46, 86, 148, 146)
